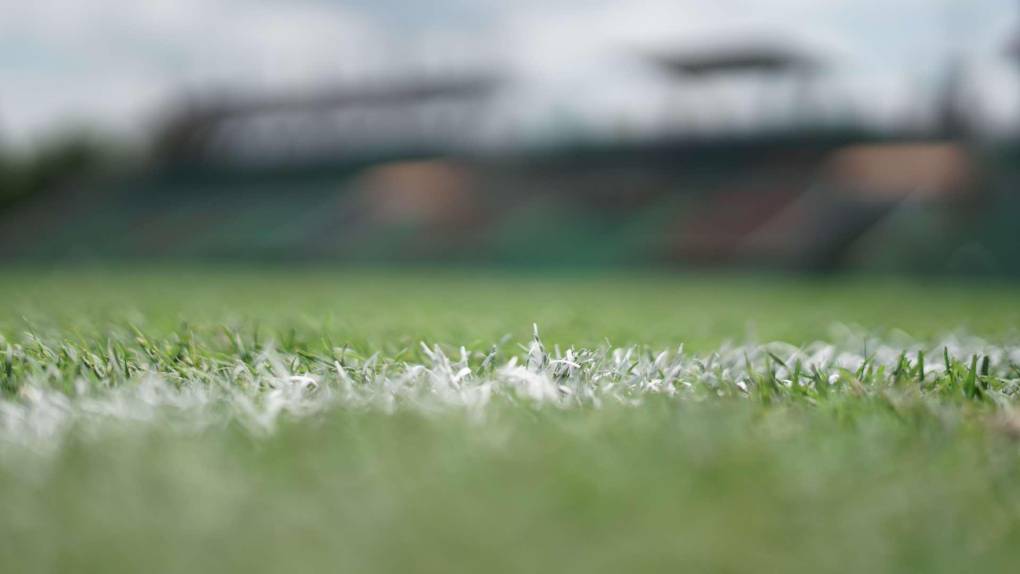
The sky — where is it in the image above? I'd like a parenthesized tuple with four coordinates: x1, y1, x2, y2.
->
(1, 0, 1017, 148)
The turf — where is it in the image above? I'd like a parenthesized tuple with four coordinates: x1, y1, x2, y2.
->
(4, 266, 1020, 349)
(2, 268, 1020, 573)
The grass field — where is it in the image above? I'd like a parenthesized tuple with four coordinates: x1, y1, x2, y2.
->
(3, 268, 1020, 573)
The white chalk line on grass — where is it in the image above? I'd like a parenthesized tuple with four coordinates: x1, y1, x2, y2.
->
(2, 327, 1020, 453)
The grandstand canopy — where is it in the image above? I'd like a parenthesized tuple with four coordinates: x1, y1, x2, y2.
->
(646, 44, 820, 77)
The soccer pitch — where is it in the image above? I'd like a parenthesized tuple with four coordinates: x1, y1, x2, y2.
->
(2, 268, 1020, 573)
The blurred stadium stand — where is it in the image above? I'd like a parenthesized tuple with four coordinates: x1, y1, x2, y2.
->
(0, 41, 1018, 276)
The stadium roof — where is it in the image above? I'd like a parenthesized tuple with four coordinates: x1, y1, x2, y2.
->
(646, 44, 820, 77)
(178, 74, 502, 122)
(154, 74, 501, 162)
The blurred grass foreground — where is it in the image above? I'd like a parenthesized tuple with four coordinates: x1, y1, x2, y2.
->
(2, 269, 1020, 573)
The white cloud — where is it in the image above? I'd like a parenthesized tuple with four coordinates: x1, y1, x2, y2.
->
(0, 0, 1017, 147)
(0, 0, 388, 146)
(489, 0, 1020, 138)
